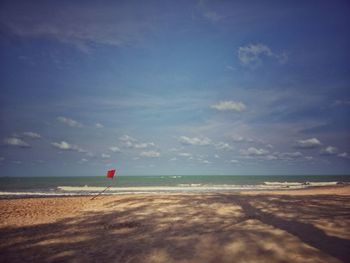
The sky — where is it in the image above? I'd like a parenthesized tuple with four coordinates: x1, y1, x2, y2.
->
(0, 0, 350, 176)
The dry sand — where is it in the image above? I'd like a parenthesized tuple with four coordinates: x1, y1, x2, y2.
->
(0, 186, 350, 263)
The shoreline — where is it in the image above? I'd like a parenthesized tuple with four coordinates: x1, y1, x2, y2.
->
(241, 184, 350, 196)
(0, 184, 349, 199)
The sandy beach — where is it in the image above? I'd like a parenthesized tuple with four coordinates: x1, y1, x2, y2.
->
(1, 186, 350, 263)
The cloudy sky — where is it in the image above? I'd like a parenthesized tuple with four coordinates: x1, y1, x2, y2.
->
(1, 0, 349, 176)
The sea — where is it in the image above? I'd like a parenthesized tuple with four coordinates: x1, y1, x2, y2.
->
(0, 175, 349, 198)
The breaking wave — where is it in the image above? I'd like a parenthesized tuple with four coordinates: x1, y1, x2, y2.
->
(0, 181, 346, 197)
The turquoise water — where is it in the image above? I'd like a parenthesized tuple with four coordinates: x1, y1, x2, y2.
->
(0, 175, 349, 196)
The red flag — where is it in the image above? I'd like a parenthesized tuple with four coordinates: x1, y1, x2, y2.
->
(106, 169, 116, 179)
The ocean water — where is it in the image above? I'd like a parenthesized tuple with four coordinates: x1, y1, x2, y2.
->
(0, 175, 349, 197)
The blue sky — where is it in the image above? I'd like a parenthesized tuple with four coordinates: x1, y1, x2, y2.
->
(0, 0, 349, 176)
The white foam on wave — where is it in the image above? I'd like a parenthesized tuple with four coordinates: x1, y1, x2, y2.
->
(264, 181, 339, 187)
(264, 182, 303, 186)
(308, 181, 339, 186)
(56, 183, 307, 192)
(0, 191, 86, 196)
(0, 181, 344, 197)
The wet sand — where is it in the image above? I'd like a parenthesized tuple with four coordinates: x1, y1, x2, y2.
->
(0, 186, 350, 263)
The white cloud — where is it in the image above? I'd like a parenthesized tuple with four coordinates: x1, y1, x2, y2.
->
(134, 142, 155, 149)
(231, 135, 253, 142)
(79, 158, 88, 163)
(1, 3, 158, 52)
(214, 142, 233, 151)
(232, 135, 247, 142)
(95, 123, 104, 128)
(140, 151, 160, 158)
(295, 138, 322, 149)
(238, 43, 271, 65)
(228, 159, 239, 164)
(197, 0, 223, 23)
(225, 65, 235, 71)
(22, 132, 41, 139)
(123, 141, 134, 148)
(170, 157, 177, 161)
(259, 151, 303, 161)
(109, 146, 121, 153)
(214, 154, 220, 159)
(178, 152, 192, 157)
(202, 160, 211, 164)
(178, 136, 211, 146)
(265, 155, 278, 160)
(280, 151, 303, 159)
(85, 151, 95, 157)
(332, 100, 350, 107)
(119, 135, 155, 149)
(52, 141, 71, 150)
(240, 147, 269, 156)
(57, 116, 83, 128)
(320, 146, 338, 155)
(51, 141, 82, 152)
(3, 137, 30, 148)
(238, 43, 288, 66)
(338, 152, 349, 159)
(119, 135, 137, 142)
(211, 101, 246, 112)
(169, 148, 180, 152)
(203, 11, 223, 22)
(101, 153, 111, 159)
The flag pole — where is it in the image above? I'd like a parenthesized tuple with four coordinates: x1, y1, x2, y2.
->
(90, 169, 116, 200)
(90, 185, 111, 200)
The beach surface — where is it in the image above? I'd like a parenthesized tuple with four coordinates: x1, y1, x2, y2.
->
(1, 186, 350, 263)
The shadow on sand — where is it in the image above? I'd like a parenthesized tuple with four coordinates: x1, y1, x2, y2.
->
(0, 194, 349, 263)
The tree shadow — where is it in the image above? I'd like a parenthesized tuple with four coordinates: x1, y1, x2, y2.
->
(0, 194, 349, 263)
(231, 195, 350, 263)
